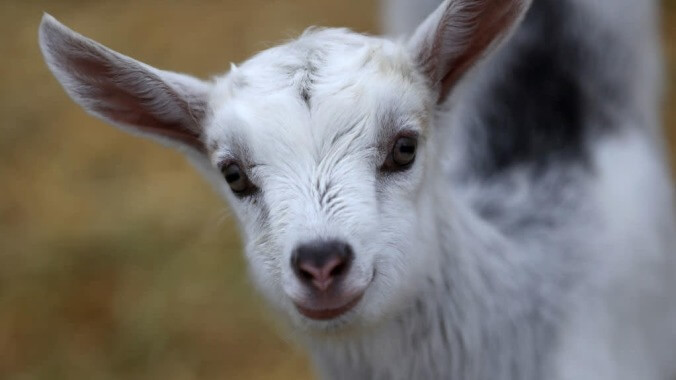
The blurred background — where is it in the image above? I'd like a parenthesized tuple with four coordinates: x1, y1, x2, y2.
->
(0, 1, 674, 379)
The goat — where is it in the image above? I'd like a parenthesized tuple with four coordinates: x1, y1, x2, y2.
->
(38, 0, 676, 378)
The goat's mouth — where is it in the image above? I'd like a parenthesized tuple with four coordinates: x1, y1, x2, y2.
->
(293, 291, 365, 321)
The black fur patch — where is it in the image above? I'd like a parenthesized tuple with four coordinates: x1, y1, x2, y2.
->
(466, 0, 627, 177)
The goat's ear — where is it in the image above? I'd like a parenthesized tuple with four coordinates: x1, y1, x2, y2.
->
(409, 0, 531, 103)
(38, 14, 211, 153)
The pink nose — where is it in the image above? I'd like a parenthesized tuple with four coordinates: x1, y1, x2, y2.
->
(291, 240, 354, 292)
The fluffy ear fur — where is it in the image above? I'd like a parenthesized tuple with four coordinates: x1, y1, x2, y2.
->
(38, 14, 212, 153)
(409, 0, 532, 103)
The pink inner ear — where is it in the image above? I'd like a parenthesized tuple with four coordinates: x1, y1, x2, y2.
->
(96, 97, 205, 152)
(420, 0, 527, 103)
(61, 44, 206, 152)
(90, 82, 205, 152)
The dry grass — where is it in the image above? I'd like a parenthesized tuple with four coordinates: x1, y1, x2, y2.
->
(0, 1, 673, 378)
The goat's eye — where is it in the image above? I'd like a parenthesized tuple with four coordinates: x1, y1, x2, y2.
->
(381, 135, 418, 172)
(393, 137, 417, 166)
(382, 136, 417, 172)
(222, 163, 255, 195)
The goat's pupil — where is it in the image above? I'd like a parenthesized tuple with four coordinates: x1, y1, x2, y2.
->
(225, 172, 240, 183)
(399, 145, 414, 154)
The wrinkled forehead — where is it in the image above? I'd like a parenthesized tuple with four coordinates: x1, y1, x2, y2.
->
(204, 28, 429, 164)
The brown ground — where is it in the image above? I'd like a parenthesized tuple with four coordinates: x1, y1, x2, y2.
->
(0, 1, 674, 379)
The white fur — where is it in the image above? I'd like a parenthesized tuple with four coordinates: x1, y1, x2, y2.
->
(38, 0, 675, 378)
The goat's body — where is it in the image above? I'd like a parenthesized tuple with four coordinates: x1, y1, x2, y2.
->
(306, 0, 676, 379)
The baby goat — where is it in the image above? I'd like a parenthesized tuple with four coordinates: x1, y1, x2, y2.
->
(39, 0, 676, 378)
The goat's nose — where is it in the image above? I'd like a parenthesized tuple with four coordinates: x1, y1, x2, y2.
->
(291, 240, 354, 292)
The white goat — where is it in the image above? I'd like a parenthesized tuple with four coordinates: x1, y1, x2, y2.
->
(38, 0, 676, 378)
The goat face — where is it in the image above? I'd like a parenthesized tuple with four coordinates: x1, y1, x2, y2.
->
(204, 31, 439, 328)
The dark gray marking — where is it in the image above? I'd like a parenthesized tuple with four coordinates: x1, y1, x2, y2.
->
(463, 0, 630, 177)
(298, 48, 323, 108)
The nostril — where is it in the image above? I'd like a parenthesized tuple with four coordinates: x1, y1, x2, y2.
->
(329, 261, 346, 278)
(298, 267, 314, 281)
